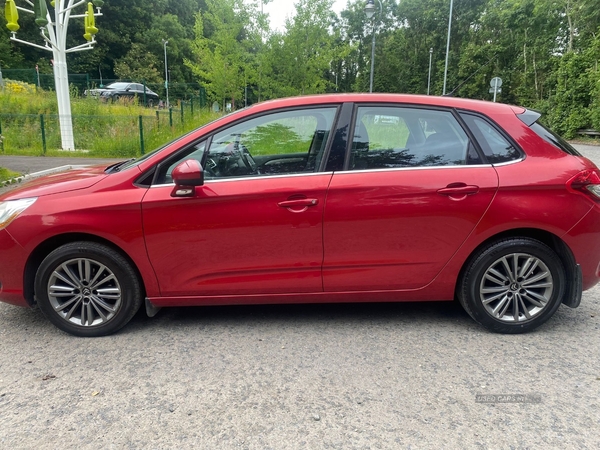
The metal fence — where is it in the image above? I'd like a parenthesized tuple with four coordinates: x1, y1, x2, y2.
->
(0, 100, 212, 156)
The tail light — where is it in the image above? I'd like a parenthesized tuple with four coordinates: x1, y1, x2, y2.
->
(568, 169, 600, 202)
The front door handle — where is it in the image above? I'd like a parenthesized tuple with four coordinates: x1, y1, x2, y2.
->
(437, 183, 479, 200)
(437, 183, 479, 196)
(277, 198, 319, 208)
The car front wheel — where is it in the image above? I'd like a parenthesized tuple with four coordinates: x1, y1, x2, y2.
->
(458, 238, 565, 334)
(35, 242, 143, 337)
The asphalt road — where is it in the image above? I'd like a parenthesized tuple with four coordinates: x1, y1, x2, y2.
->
(0, 145, 599, 449)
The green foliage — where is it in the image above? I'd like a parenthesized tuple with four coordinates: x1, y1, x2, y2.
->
(114, 43, 163, 83)
(0, 167, 21, 183)
(3, 0, 600, 138)
(546, 49, 597, 138)
(185, 0, 256, 107)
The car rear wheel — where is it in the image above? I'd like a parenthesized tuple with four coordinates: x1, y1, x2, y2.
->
(35, 242, 143, 337)
(458, 238, 565, 334)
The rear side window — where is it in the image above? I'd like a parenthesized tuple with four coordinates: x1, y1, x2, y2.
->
(530, 122, 581, 156)
(349, 106, 473, 170)
(461, 113, 522, 164)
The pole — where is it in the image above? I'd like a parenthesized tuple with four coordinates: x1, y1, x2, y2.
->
(493, 78, 498, 103)
(40, 114, 47, 154)
(427, 48, 433, 95)
(163, 39, 169, 108)
(369, 19, 376, 93)
(138, 115, 145, 155)
(365, 0, 382, 93)
(443, 0, 453, 95)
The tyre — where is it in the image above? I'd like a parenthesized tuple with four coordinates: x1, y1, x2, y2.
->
(112, 94, 120, 103)
(147, 98, 155, 108)
(35, 242, 143, 337)
(458, 238, 565, 334)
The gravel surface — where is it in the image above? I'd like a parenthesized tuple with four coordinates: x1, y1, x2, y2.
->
(1, 145, 599, 449)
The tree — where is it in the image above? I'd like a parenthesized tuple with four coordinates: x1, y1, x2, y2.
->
(261, 0, 338, 98)
(114, 43, 162, 83)
(185, 0, 258, 108)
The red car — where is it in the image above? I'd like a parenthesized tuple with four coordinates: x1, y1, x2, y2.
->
(1, 94, 599, 337)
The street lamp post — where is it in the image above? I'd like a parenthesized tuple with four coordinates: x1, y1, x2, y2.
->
(427, 48, 433, 95)
(162, 39, 169, 108)
(365, 0, 382, 93)
(442, 0, 453, 95)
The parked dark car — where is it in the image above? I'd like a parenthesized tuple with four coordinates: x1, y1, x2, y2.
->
(96, 82, 160, 106)
(1, 94, 600, 337)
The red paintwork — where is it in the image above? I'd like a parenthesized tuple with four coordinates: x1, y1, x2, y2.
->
(171, 159, 204, 186)
(322, 167, 498, 291)
(1, 93, 600, 312)
(142, 174, 331, 296)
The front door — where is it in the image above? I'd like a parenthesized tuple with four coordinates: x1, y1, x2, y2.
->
(142, 106, 338, 298)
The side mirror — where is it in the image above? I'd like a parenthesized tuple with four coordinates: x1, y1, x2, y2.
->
(171, 159, 204, 197)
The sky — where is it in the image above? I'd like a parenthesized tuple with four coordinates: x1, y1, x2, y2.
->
(263, 0, 348, 32)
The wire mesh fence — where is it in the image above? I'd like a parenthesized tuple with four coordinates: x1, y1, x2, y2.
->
(0, 100, 217, 157)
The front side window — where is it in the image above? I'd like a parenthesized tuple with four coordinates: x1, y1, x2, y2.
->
(204, 107, 337, 179)
(349, 107, 472, 170)
(153, 107, 337, 184)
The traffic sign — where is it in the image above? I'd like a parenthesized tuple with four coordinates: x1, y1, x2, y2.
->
(490, 77, 503, 88)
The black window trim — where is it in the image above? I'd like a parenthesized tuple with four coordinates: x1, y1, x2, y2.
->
(146, 103, 344, 186)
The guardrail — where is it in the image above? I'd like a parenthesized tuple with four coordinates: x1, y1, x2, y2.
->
(576, 129, 600, 137)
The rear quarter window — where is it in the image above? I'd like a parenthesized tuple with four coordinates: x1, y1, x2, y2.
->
(461, 113, 522, 164)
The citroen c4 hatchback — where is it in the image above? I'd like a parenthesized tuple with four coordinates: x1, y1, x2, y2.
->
(1, 94, 600, 337)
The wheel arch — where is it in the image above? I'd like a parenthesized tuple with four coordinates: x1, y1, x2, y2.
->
(24, 233, 147, 306)
(456, 228, 577, 306)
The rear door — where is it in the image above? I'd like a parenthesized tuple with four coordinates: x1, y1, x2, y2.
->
(323, 105, 499, 291)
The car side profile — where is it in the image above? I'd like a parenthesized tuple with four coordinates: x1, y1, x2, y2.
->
(95, 82, 160, 106)
(1, 94, 599, 337)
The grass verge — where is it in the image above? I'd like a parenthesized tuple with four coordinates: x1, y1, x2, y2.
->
(0, 167, 21, 184)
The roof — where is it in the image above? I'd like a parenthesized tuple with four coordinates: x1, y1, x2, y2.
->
(245, 93, 524, 116)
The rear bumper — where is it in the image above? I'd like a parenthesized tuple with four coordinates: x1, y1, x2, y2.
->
(0, 229, 30, 307)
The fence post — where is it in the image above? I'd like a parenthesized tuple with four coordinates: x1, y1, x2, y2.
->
(142, 79, 147, 106)
(40, 114, 47, 154)
(190, 97, 194, 116)
(138, 115, 145, 155)
(180, 101, 184, 124)
(169, 107, 173, 127)
(156, 110, 160, 129)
